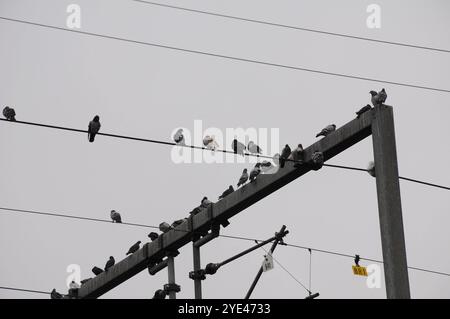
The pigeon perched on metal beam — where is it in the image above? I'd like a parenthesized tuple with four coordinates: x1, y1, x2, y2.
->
(88, 115, 101, 143)
(159, 222, 172, 233)
(232, 139, 246, 156)
(247, 141, 262, 155)
(280, 144, 291, 168)
(289, 144, 304, 167)
(218, 185, 234, 200)
(2, 106, 16, 121)
(50, 289, 63, 299)
(126, 241, 141, 255)
(173, 128, 185, 146)
(260, 161, 274, 173)
(201, 197, 212, 208)
(370, 88, 387, 107)
(249, 163, 262, 182)
(148, 232, 159, 241)
(237, 169, 249, 187)
(105, 256, 115, 271)
(110, 210, 122, 223)
(316, 124, 336, 138)
(92, 266, 104, 276)
(354, 254, 360, 266)
(172, 218, 187, 228)
(356, 104, 372, 118)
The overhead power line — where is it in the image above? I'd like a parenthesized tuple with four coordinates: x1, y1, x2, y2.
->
(0, 286, 50, 295)
(0, 16, 449, 93)
(1, 206, 450, 278)
(1, 118, 448, 191)
(131, 0, 450, 54)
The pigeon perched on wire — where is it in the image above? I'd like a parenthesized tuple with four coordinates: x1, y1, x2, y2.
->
(237, 169, 249, 187)
(316, 124, 336, 138)
(159, 222, 173, 233)
(92, 266, 104, 276)
(367, 161, 376, 177)
(2, 106, 16, 121)
(247, 141, 262, 155)
(279, 145, 291, 168)
(201, 196, 212, 208)
(232, 139, 246, 156)
(249, 163, 262, 182)
(126, 241, 141, 255)
(50, 289, 63, 299)
(88, 115, 101, 143)
(218, 185, 234, 200)
(148, 232, 159, 241)
(105, 256, 115, 271)
(203, 135, 219, 151)
(110, 210, 122, 223)
(356, 104, 372, 118)
(354, 255, 360, 266)
(173, 128, 185, 146)
(370, 88, 387, 107)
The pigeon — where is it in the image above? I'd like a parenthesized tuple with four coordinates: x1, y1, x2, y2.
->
(189, 206, 202, 216)
(203, 135, 219, 151)
(92, 266, 104, 276)
(50, 289, 63, 299)
(126, 241, 141, 255)
(218, 185, 234, 200)
(289, 144, 304, 167)
(159, 222, 172, 233)
(172, 218, 187, 228)
(249, 163, 262, 182)
(110, 210, 122, 223)
(370, 88, 387, 107)
(148, 232, 159, 241)
(105, 256, 115, 271)
(367, 161, 376, 177)
(2, 106, 16, 121)
(88, 115, 101, 143)
(231, 139, 246, 156)
(153, 289, 167, 299)
(237, 169, 249, 187)
(201, 196, 212, 208)
(279, 144, 291, 168)
(316, 124, 336, 138)
(356, 104, 372, 118)
(354, 255, 360, 266)
(173, 128, 185, 145)
(247, 141, 262, 154)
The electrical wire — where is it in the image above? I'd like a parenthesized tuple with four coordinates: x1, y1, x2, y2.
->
(131, 0, 450, 54)
(0, 286, 50, 295)
(1, 118, 448, 191)
(0, 16, 449, 93)
(1, 206, 450, 278)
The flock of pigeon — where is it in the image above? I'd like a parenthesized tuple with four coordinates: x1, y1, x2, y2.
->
(3, 88, 386, 299)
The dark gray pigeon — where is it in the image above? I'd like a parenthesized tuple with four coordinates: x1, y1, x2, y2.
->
(249, 163, 261, 182)
(126, 241, 141, 255)
(159, 222, 172, 233)
(316, 124, 336, 138)
(280, 144, 292, 168)
(218, 185, 234, 200)
(354, 254, 360, 266)
(50, 289, 63, 299)
(237, 168, 249, 187)
(289, 144, 304, 166)
(148, 232, 159, 241)
(370, 88, 387, 107)
(232, 139, 246, 156)
(88, 115, 101, 143)
(201, 196, 212, 208)
(110, 210, 122, 223)
(92, 266, 104, 276)
(356, 104, 372, 118)
(105, 256, 115, 271)
(2, 106, 16, 121)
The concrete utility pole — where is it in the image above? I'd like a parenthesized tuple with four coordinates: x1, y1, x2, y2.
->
(76, 104, 409, 299)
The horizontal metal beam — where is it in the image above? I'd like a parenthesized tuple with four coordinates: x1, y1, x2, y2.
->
(77, 108, 375, 299)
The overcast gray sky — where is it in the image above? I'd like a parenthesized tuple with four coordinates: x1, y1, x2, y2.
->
(1, 0, 449, 299)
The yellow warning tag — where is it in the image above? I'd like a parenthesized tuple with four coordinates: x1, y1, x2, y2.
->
(352, 265, 368, 276)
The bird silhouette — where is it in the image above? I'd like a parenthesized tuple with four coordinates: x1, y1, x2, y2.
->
(105, 256, 115, 271)
(356, 104, 372, 118)
(218, 185, 234, 200)
(231, 139, 246, 156)
(110, 210, 122, 223)
(148, 232, 159, 241)
(316, 124, 336, 138)
(237, 169, 249, 187)
(88, 115, 101, 143)
(247, 141, 262, 154)
(173, 128, 185, 145)
(249, 163, 262, 182)
(354, 255, 360, 266)
(50, 289, 63, 299)
(280, 145, 292, 168)
(126, 241, 141, 255)
(2, 106, 16, 121)
(201, 196, 212, 208)
(92, 266, 104, 276)
(370, 88, 387, 107)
